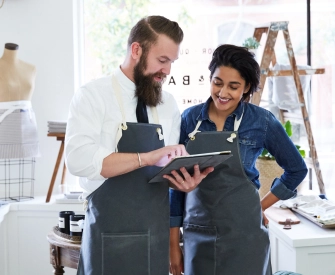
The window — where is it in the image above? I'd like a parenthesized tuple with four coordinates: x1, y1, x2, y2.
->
(82, 0, 335, 195)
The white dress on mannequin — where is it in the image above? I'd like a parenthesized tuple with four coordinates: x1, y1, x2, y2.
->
(0, 43, 40, 159)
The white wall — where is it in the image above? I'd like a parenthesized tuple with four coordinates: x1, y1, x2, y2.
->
(0, 199, 84, 275)
(0, 0, 80, 199)
(0, 206, 9, 275)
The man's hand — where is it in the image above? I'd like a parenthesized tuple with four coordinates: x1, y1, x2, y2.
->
(141, 144, 189, 167)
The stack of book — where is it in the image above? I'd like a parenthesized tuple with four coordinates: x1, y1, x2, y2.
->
(47, 120, 67, 133)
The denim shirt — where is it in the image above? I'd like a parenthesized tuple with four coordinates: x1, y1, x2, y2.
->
(170, 97, 308, 227)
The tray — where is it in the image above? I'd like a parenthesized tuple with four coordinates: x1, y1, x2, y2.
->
(53, 225, 82, 243)
(291, 208, 335, 229)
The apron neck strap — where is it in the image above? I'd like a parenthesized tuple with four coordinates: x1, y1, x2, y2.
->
(188, 120, 202, 140)
(111, 74, 127, 129)
(150, 106, 160, 125)
(188, 112, 244, 140)
(234, 112, 243, 131)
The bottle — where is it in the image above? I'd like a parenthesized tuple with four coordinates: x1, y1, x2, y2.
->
(70, 214, 85, 236)
(59, 211, 75, 234)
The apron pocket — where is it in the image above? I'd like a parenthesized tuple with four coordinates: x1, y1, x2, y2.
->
(183, 223, 217, 275)
(102, 232, 149, 275)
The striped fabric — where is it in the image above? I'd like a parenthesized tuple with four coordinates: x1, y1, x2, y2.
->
(0, 108, 40, 159)
(273, 271, 302, 275)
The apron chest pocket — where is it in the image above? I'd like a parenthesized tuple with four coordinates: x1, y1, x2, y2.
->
(102, 232, 149, 275)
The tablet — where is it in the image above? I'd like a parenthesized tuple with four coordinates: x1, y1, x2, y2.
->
(148, 151, 232, 183)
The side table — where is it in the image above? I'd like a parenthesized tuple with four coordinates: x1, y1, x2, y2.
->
(46, 231, 80, 274)
(46, 133, 66, 202)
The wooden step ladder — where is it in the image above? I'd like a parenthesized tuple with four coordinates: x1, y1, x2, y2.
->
(251, 21, 326, 194)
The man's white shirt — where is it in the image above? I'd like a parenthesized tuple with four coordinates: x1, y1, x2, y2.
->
(65, 67, 181, 195)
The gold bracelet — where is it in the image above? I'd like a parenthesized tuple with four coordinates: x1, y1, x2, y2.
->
(137, 152, 142, 167)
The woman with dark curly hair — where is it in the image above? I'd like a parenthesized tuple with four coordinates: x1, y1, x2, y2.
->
(169, 44, 307, 275)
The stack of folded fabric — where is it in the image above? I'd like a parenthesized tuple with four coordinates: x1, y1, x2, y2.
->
(47, 120, 67, 133)
(279, 195, 335, 226)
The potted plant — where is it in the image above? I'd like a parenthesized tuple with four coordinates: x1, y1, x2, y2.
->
(242, 37, 261, 61)
(242, 37, 261, 50)
(259, 120, 305, 160)
(256, 120, 306, 198)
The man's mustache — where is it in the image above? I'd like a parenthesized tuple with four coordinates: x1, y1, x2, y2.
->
(152, 72, 167, 80)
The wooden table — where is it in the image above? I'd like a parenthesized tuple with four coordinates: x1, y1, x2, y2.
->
(46, 133, 66, 202)
(46, 232, 80, 274)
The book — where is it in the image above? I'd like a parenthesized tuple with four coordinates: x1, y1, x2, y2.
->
(149, 151, 232, 183)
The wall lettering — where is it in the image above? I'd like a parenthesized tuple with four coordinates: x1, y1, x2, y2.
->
(182, 99, 204, 104)
(183, 76, 190, 85)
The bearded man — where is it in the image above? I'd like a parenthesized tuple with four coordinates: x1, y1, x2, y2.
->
(65, 15, 213, 275)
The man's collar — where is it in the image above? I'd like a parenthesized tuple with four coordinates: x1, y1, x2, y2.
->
(115, 66, 136, 97)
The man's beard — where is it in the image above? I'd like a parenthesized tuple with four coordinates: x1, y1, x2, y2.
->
(133, 56, 166, 107)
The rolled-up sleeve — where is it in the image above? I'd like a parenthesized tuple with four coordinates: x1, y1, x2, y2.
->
(65, 87, 114, 181)
(265, 114, 308, 200)
(271, 178, 297, 200)
(170, 189, 185, 227)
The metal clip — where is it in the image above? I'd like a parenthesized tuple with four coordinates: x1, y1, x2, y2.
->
(121, 123, 128, 130)
(227, 133, 236, 143)
(156, 128, 164, 140)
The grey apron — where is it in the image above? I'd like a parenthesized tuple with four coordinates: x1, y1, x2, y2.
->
(77, 76, 169, 275)
(183, 117, 271, 275)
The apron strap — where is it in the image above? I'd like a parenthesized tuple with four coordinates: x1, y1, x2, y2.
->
(111, 74, 127, 129)
(188, 112, 244, 141)
(150, 106, 160, 125)
(188, 120, 202, 140)
(0, 101, 32, 123)
(234, 112, 243, 131)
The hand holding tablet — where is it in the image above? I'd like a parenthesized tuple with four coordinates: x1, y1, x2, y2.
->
(149, 151, 232, 183)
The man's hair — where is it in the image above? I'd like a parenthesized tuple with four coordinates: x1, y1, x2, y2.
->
(208, 44, 260, 102)
(127, 15, 184, 52)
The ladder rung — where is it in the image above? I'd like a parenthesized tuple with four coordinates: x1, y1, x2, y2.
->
(263, 68, 325, 76)
(282, 112, 303, 119)
(304, 157, 314, 169)
(281, 112, 307, 125)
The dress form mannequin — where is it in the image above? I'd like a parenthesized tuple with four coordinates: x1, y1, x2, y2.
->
(0, 43, 36, 102)
(0, 43, 39, 201)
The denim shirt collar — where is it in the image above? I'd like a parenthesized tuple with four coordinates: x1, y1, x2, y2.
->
(197, 97, 245, 123)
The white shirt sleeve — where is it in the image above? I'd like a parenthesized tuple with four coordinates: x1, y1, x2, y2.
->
(65, 84, 114, 181)
(65, 73, 181, 194)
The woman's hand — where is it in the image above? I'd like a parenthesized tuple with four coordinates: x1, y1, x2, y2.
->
(170, 228, 184, 275)
(261, 191, 280, 228)
(164, 165, 214, 193)
(169, 245, 184, 275)
(142, 145, 214, 192)
(262, 210, 269, 228)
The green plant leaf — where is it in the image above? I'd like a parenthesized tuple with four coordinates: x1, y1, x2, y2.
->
(242, 37, 260, 49)
(259, 120, 305, 160)
(283, 120, 292, 137)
